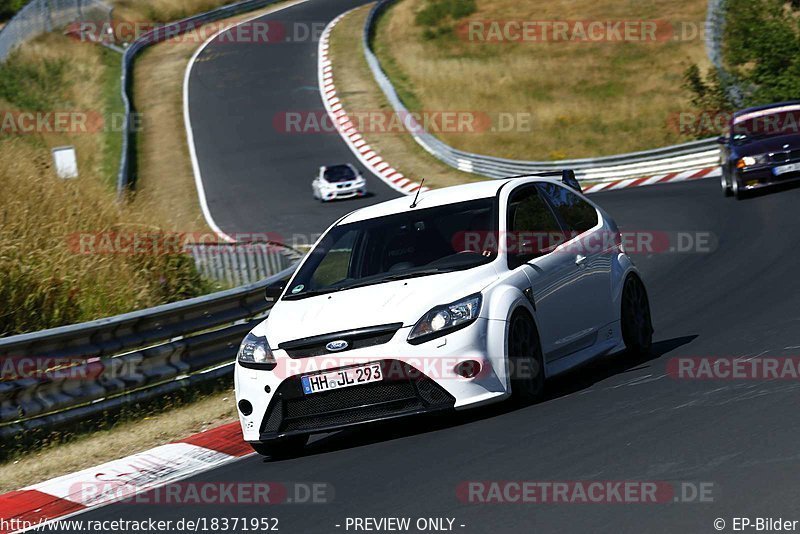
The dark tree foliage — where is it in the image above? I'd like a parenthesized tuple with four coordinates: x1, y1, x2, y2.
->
(0, 0, 27, 21)
(683, 0, 800, 135)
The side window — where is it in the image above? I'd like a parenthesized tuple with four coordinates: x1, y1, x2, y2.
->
(506, 186, 562, 268)
(537, 183, 598, 236)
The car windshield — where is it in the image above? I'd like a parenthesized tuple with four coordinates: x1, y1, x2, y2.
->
(731, 109, 800, 145)
(284, 198, 498, 299)
(324, 165, 357, 182)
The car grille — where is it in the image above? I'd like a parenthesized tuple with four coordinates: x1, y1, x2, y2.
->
(259, 360, 455, 434)
(278, 323, 402, 358)
(336, 182, 352, 189)
(769, 149, 800, 164)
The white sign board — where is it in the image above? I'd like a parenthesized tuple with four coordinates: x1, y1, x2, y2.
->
(52, 146, 78, 179)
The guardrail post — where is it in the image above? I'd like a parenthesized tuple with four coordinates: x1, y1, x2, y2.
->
(42, 0, 53, 33)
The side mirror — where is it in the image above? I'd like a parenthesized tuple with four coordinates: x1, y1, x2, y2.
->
(507, 237, 549, 269)
(716, 135, 728, 145)
(561, 169, 581, 192)
(265, 281, 286, 303)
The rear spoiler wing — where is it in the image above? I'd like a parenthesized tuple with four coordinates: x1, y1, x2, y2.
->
(505, 169, 582, 192)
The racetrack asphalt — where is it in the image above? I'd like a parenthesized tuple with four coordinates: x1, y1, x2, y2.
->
(186, 0, 399, 243)
(65, 0, 800, 531)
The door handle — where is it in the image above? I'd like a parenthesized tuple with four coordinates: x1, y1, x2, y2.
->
(575, 254, 588, 267)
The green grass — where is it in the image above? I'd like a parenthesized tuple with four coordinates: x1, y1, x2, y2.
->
(0, 0, 26, 22)
(99, 47, 124, 187)
(0, 54, 71, 110)
(373, 4, 423, 113)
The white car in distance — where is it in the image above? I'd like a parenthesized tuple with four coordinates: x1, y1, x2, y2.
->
(235, 171, 653, 458)
(312, 163, 367, 202)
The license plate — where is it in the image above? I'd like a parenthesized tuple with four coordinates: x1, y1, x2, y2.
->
(301, 363, 382, 395)
(773, 163, 800, 175)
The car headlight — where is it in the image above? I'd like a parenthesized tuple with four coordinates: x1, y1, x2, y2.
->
(737, 155, 767, 168)
(237, 333, 276, 369)
(407, 294, 482, 345)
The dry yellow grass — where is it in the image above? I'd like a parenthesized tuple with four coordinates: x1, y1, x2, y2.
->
(0, 390, 237, 492)
(0, 34, 212, 335)
(131, 32, 211, 233)
(374, 0, 711, 160)
(329, 5, 483, 190)
(112, 0, 239, 24)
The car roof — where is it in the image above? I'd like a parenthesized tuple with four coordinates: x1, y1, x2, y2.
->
(341, 176, 565, 223)
(733, 100, 800, 120)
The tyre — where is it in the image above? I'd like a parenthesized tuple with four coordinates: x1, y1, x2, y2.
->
(732, 175, 746, 200)
(721, 172, 733, 197)
(250, 435, 308, 458)
(621, 274, 653, 356)
(508, 310, 545, 404)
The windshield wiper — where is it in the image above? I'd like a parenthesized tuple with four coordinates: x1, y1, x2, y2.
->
(331, 269, 449, 292)
(286, 269, 449, 299)
(377, 268, 449, 282)
(282, 287, 339, 300)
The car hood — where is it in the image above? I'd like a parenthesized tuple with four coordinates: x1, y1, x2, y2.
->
(735, 134, 800, 157)
(256, 264, 499, 347)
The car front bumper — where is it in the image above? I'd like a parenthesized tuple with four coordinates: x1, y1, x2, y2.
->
(736, 164, 800, 190)
(234, 318, 509, 442)
(318, 184, 367, 201)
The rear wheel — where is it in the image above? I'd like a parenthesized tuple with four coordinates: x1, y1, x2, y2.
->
(621, 275, 653, 355)
(251, 435, 308, 459)
(508, 311, 545, 403)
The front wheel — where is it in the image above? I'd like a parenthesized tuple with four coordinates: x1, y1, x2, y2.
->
(251, 435, 308, 459)
(508, 311, 545, 404)
(721, 172, 732, 197)
(732, 174, 746, 200)
(621, 275, 653, 356)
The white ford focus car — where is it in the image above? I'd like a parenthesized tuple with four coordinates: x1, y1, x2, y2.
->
(312, 163, 367, 202)
(235, 172, 653, 457)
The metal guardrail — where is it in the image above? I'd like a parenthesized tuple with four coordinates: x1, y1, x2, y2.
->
(186, 241, 302, 286)
(117, 0, 283, 197)
(0, 266, 295, 441)
(363, 0, 723, 183)
(705, 0, 743, 106)
(0, 0, 111, 62)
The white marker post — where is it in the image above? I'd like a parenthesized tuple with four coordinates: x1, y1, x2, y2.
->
(51, 146, 78, 179)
